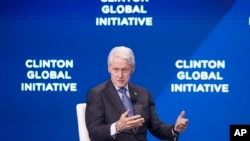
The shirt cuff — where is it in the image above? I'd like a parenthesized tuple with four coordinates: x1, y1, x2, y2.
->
(172, 128, 179, 137)
(110, 122, 118, 138)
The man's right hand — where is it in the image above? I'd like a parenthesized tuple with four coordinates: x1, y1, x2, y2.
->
(116, 110, 145, 132)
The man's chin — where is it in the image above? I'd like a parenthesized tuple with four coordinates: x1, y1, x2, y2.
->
(116, 82, 126, 88)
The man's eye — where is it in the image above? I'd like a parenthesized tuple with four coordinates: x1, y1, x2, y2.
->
(123, 68, 129, 72)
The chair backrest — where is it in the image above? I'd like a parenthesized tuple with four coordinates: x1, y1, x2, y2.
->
(76, 103, 91, 141)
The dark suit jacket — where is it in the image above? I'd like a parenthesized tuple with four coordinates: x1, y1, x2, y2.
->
(86, 80, 177, 141)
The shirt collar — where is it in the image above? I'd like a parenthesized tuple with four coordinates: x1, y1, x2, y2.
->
(113, 84, 129, 91)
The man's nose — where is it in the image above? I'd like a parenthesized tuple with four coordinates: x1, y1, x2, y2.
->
(118, 70, 123, 77)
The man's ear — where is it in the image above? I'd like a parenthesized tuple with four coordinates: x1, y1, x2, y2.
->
(131, 65, 135, 73)
(108, 65, 111, 73)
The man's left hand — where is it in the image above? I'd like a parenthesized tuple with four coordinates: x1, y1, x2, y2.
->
(174, 111, 189, 132)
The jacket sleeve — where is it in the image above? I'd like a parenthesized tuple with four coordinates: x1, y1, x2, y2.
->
(146, 91, 177, 141)
(85, 89, 115, 141)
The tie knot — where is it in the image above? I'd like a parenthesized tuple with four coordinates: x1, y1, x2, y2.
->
(118, 88, 126, 95)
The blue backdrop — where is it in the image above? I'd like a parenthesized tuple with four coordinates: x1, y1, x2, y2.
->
(1, 0, 250, 141)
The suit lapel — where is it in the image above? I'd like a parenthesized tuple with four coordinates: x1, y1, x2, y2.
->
(129, 83, 145, 133)
(105, 80, 126, 115)
(128, 84, 142, 116)
(105, 81, 144, 134)
(105, 81, 143, 117)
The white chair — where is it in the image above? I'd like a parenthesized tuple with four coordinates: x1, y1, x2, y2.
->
(76, 103, 91, 141)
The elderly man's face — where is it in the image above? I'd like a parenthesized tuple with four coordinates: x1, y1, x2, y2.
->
(108, 57, 134, 88)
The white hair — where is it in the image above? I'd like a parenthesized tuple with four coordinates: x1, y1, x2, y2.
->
(107, 46, 135, 66)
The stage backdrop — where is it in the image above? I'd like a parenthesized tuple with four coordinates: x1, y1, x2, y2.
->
(1, 0, 250, 141)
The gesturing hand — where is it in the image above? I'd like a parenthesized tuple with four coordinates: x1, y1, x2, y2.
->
(174, 111, 189, 132)
(116, 110, 145, 132)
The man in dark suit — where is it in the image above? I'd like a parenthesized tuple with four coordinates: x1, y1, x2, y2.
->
(86, 46, 188, 141)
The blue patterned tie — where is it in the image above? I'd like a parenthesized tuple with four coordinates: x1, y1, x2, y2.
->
(118, 88, 135, 117)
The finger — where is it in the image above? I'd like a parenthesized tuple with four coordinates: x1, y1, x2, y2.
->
(178, 110, 186, 119)
(184, 119, 189, 124)
(135, 117, 145, 123)
(180, 122, 188, 128)
(127, 115, 142, 120)
(121, 110, 130, 117)
(180, 126, 187, 131)
(127, 117, 145, 125)
(126, 120, 144, 129)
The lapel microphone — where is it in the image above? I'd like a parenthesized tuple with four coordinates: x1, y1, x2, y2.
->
(131, 91, 137, 104)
